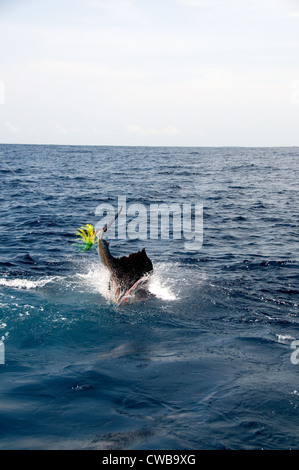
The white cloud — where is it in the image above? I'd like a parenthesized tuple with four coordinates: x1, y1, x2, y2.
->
(175, 0, 255, 9)
(176, 0, 223, 5)
(30, 59, 143, 80)
(127, 125, 182, 135)
(90, 126, 112, 135)
(56, 124, 68, 134)
(1, 0, 299, 146)
(56, 124, 112, 135)
(5, 121, 20, 132)
(0, 81, 5, 104)
(82, 0, 139, 21)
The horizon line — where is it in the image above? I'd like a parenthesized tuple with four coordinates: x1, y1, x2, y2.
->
(0, 142, 298, 149)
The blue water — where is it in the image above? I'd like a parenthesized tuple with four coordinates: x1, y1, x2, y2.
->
(0, 144, 298, 450)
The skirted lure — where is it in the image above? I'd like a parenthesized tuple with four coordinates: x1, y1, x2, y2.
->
(74, 223, 96, 251)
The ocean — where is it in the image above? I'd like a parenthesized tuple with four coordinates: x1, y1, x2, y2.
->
(0, 144, 298, 450)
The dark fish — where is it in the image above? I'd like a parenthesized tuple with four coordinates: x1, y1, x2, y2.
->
(96, 207, 154, 304)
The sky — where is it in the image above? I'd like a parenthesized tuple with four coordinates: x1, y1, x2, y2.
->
(0, 0, 299, 146)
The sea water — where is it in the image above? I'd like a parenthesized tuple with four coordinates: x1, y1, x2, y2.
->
(0, 144, 298, 449)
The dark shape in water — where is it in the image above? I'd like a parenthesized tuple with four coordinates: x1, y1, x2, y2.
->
(98, 238, 153, 303)
(97, 206, 154, 304)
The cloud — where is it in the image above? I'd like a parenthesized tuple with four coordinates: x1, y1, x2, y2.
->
(127, 125, 182, 136)
(56, 124, 68, 134)
(175, 0, 242, 8)
(1, 0, 299, 146)
(90, 126, 112, 135)
(175, 0, 288, 16)
(30, 60, 143, 81)
(0, 81, 5, 104)
(5, 121, 20, 132)
(56, 124, 112, 135)
(176, 0, 221, 5)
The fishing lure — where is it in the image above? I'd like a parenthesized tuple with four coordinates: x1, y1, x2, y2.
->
(74, 223, 96, 251)
(74, 206, 122, 252)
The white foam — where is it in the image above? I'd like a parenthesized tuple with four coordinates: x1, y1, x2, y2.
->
(75, 264, 112, 300)
(148, 262, 180, 301)
(148, 276, 177, 301)
(75, 261, 180, 303)
(0, 276, 59, 290)
(0, 261, 183, 304)
(276, 334, 296, 343)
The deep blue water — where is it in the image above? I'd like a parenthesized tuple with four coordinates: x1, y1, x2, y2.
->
(0, 144, 298, 450)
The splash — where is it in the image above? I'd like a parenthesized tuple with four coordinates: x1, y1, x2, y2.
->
(75, 261, 179, 303)
(148, 275, 177, 301)
(148, 262, 179, 301)
(0, 262, 181, 304)
(75, 263, 112, 300)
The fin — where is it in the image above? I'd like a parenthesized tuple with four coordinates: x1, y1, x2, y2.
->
(95, 204, 153, 304)
(98, 238, 153, 300)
